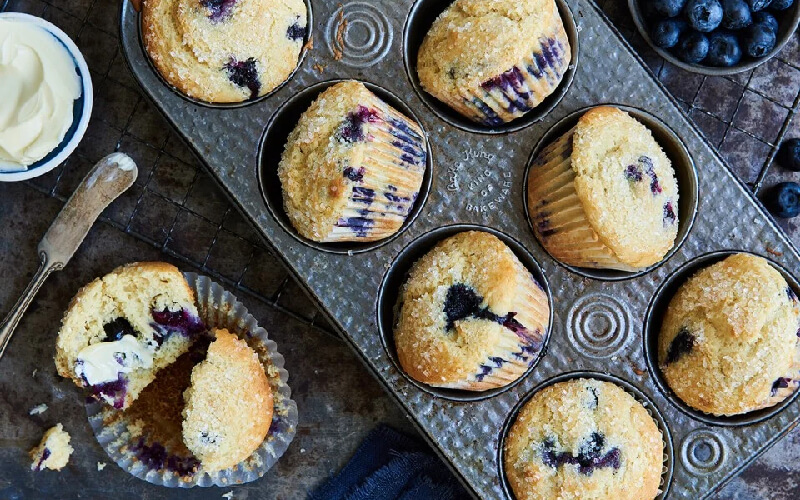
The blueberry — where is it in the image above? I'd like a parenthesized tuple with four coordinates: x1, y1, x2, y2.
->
(771, 0, 794, 9)
(338, 106, 380, 143)
(766, 182, 800, 218)
(200, 0, 236, 22)
(747, 0, 774, 10)
(685, 0, 724, 32)
(663, 201, 677, 225)
(678, 32, 710, 63)
(654, 0, 688, 17)
(707, 32, 743, 66)
(652, 19, 687, 48)
(753, 11, 779, 32)
(721, 0, 752, 29)
(625, 164, 644, 181)
(286, 21, 307, 41)
(224, 57, 260, 99)
(443, 284, 484, 330)
(743, 23, 777, 57)
(666, 327, 695, 364)
(771, 377, 792, 395)
(778, 138, 800, 171)
(103, 317, 137, 342)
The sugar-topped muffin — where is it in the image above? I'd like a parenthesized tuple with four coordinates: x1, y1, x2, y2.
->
(527, 106, 679, 271)
(279, 81, 427, 243)
(658, 253, 800, 416)
(142, 0, 307, 103)
(182, 328, 273, 472)
(393, 231, 549, 391)
(30, 424, 73, 472)
(55, 262, 206, 409)
(504, 379, 663, 500)
(417, 0, 571, 126)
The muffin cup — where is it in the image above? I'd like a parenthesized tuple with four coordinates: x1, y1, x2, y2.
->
(326, 101, 427, 243)
(85, 273, 298, 487)
(452, 24, 571, 126)
(527, 127, 641, 272)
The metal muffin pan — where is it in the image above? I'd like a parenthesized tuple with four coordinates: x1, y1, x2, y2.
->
(119, 0, 800, 497)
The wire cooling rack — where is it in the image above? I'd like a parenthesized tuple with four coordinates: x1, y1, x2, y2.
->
(4, 0, 800, 336)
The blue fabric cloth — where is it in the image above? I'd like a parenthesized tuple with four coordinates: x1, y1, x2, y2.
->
(309, 424, 470, 500)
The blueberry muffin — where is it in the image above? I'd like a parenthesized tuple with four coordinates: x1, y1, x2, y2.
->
(417, 0, 571, 126)
(393, 231, 549, 391)
(279, 81, 427, 243)
(142, 0, 307, 103)
(30, 424, 73, 472)
(527, 106, 679, 271)
(182, 328, 273, 472)
(658, 253, 800, 416)
(55, 262, 206, 409)
(504, 379, 663, 500)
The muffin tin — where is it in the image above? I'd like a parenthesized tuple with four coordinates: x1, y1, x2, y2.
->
(119, 0, 800, 497)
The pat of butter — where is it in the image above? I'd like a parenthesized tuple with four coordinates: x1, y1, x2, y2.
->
(0, 18, 81, 170)
(76, 336, 154, 386)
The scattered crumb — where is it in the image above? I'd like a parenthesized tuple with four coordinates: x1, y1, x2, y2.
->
(333, 5, 347, 60)
(766, 245, 783, 257)
(302, 34, 314, 52)
(312, 63, 326, 73)
(30, 424, 73, 471)
(633, 366, 646, 377)
(300, 448, 306, 453)
(32, 369, 37, 378)
(222, 492, 234, 500)
(97, 462, 107, 471)
(29, 404, 48, 416)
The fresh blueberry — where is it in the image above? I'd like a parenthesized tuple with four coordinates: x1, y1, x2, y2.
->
(778, 138, 800, 171)
(770, 0, 793, 8)
(721, 0, 752, 29)
(753, 11, 779, 32)
(743, 23, 777, 57)
(766, 182, 800, 218)
(678, 32, 710, 63)
(685, 0, 724, 32)
(666, 327, 695, 364)
(654, 0, 688, 17)
(103, 317, 137, 342)
(707, 32, 743, 66)
(652, 19, 687, 48)
(747, 0, 774, 10)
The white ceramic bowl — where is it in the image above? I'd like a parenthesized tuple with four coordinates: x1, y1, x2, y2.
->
(0, 12, 93, 182)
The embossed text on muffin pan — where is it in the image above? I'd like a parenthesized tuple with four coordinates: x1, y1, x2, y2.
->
(120, 0, 800, 497)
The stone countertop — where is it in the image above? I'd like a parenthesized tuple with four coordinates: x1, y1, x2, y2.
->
(1, 0, 800, 498)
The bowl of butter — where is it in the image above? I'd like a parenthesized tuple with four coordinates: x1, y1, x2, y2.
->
(0, 12, 93, 182)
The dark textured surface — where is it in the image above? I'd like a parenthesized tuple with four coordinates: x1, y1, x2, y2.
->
(1, 0, 800, 498)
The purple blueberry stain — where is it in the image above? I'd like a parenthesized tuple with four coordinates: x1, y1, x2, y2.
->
(352, 187, 375, 205)
(336, 217, 373, 238)
(200, 0, 236, 22)
(88, 374, 128, 409)
(663, 201, 677, 226)
(224, 57, 260, 99)
(286, 18, 307, 41)
(666, 327, 695, 365)
(587, 386, 599, 410)
(132, 438, 200, 476)
(786, 287, 797, 302)
(771, 377, 792, 396)
(339, 106, 380, 143)
(625, 164, 643, 182)
(34, 448, 51, 471)
(343, 166, 365, 182)
(638, 156, 663, 194)
(537, 217, 555, 238)
(541, 433, 621, 475)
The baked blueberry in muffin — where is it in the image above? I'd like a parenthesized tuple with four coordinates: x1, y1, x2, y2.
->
(527, 106, 680, 271)
(142, 0, 307, 103)
(55, 262, 206, 409)
(504, 379, 663, 500)
(393, 231, 549, 391)
(279, 81, 427, 243)
(658, 253, 800, 415)
(417, 0, 572, 125)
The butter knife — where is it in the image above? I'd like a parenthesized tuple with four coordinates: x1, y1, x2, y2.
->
(0, 153, 138, 361)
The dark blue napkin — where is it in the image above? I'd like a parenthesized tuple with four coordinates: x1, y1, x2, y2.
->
(309, 424, 470, 500)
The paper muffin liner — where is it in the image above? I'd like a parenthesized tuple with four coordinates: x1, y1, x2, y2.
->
(326, 101, 427, 243)
(527, 127, 642, 272)
(448, 24, 571, 126)
(85, 273, 298, 487)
